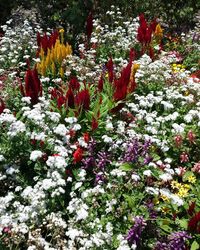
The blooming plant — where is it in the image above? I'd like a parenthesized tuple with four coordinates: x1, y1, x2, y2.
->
(0, 6, 200, 250)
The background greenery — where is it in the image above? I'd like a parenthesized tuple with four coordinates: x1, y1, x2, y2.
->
(0, 0, 199, 39)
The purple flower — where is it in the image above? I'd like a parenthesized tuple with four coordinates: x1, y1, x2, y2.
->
(96, 151, 111, 170)
(168, 231, 191, 250)
(126, 216, 146, 247)
(95, 172, 106, 185)
(123, 139, 140, 163)
(154, 231, 191, 250)
(154, 241, 169, 250)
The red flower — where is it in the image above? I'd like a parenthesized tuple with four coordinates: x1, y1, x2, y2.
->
(91, 117, 98, 131)
(0, 98, 5, 114)
(106, 57, 114, 83)
(187, 130, 196, 143)
(188, 211, 200, 233)
(73, 147, 83, 163)
(75, 89, 90, 110)
(66, 88, 75, 109)
(83, 132, 90, 143)
(98, 75, 104, 92)
(86, 11, 93, 40)
(69, 76, 80, 91)
(24, 68, 42, 105)
(180, 152, 189, 163)
(188, 202, 196, 216)
(174, 134, 183, 147)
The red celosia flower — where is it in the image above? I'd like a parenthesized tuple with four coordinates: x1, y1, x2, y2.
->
(75, 89, 90, 110)
(86, 11, 93, 40)
(66, 88, 75, 108)
(0, 98, 5, 114)
(188, 211, 200, 233)
(73, 147, 83, 163)
(83, 132, 90, 143)
(106, 57, 114, 83)
(91, 117, 98, 131)
(23, 68, 42, 105)
(69, 76, 80, 91)
(188, 201, 196, 216)
(98, 75, 104, 92)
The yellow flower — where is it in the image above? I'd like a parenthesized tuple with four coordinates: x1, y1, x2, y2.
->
(177, 187, 189, 198)
(187, 176, 196, 184)
(59, 28, 65, 33)
(155, 24, 163, 38)
(171, 181, 181, 189)
(184, 90, 190, 96)
(161, 206, 170, 214)
(160, 195, 170, 202)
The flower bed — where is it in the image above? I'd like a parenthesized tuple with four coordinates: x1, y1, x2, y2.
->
(0, 6, 200, 250)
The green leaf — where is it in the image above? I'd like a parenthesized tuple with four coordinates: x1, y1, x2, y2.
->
(178, 219, 188, 229)
(119, 163, 133, 171)
(191, 240, 199, 250)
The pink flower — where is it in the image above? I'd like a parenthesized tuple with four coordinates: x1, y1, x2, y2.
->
(192, 162, 200, 174)
(174, 134, 183, 147)
(187, 130, 196, 143)
(180, 152, 189, 163)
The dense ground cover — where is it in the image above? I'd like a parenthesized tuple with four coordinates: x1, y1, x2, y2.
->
(0, 6, 200, 250)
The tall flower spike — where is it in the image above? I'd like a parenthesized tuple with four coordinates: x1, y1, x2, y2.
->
(86, 11, 93, 40)
(0, 98, 5, 114)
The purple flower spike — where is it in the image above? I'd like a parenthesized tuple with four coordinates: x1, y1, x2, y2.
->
(126, 216, 146, 247)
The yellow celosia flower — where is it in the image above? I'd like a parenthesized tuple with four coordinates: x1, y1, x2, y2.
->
(37, 37, 72, 78)
(130, 64, 140, 82)
(155, 24, 163, 39)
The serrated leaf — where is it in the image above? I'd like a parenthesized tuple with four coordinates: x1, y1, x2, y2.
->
(119, 163, 133, 171)
(178, 219, 188, 229)
(191, 240, 199, 250)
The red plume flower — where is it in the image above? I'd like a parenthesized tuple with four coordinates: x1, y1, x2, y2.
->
(73, 147, 83, 163)
(188, 211, 200, 233)
(0, 98, 5, 114)
(106, 57, 114, 83)
(86, 11, 93, 40)
(24, 68, 42, 105)
(75, 89, 90, 110)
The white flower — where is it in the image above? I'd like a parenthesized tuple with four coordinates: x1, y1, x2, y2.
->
(143, 170, 152, 177)
(145, 187, 159, 195)
(159, 173, 173, 182)
(74, 182, 83, 190)
(76, 205, 89, 221)
(131, 173, 140, 181)
(54, 124, 68, 136)
(73, 124, 81, 131)
(7, 120, 26, 137)
(102, 135, 113, 143)
(66, 228, 81, 240)
(30, 150, 43, 161)
(46, 156, 66, 169)
(21, 97, 31, 104)
(65, 117, 77, 124)
(170, 194, 184, 206)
